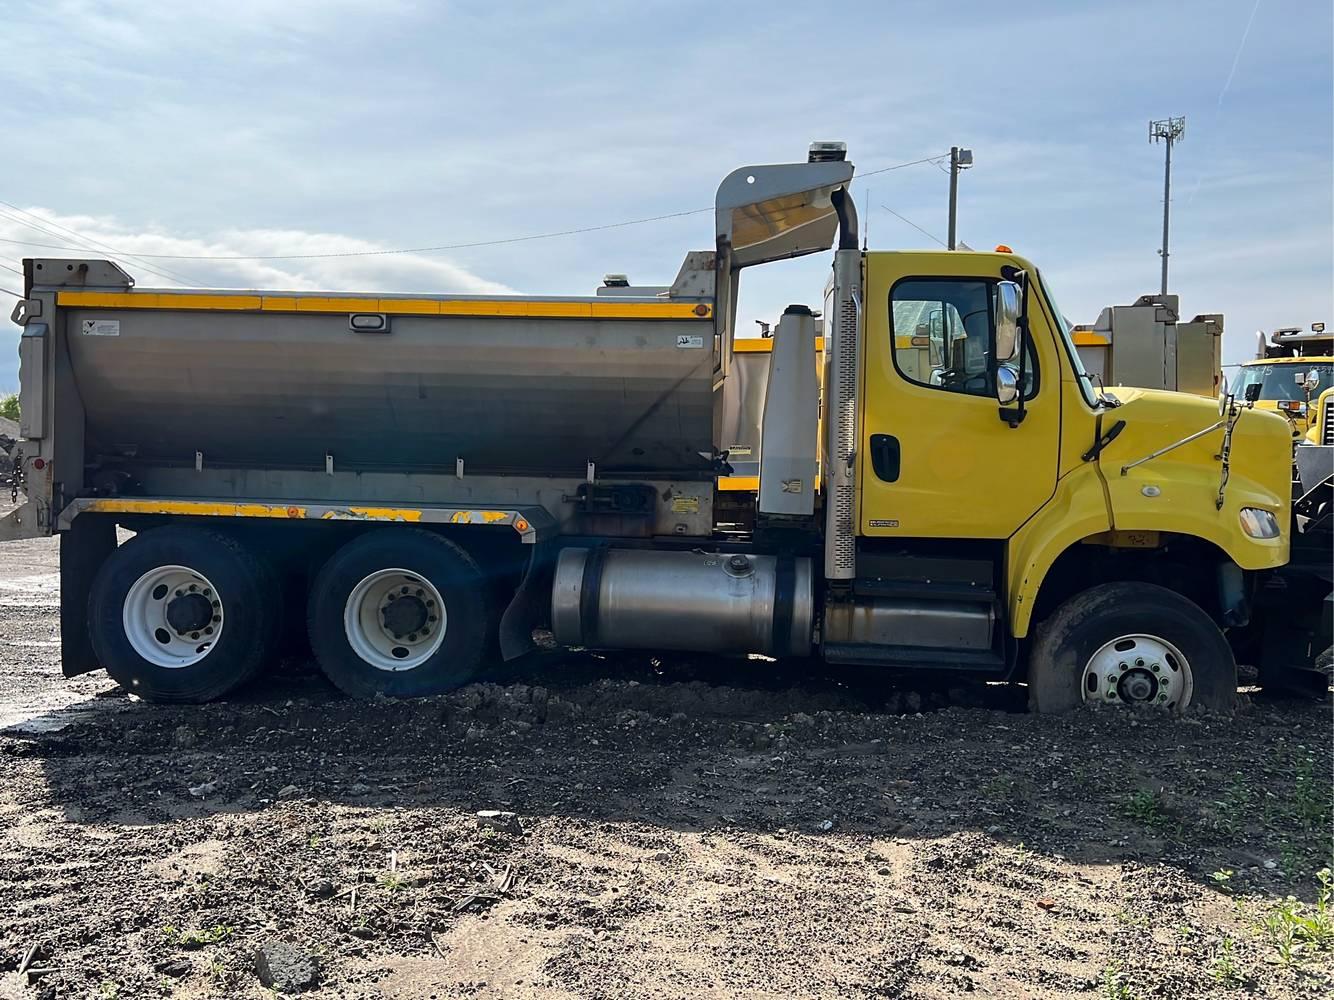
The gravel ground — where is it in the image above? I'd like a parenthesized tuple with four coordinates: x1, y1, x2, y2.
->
(0, 533, 1331, 999)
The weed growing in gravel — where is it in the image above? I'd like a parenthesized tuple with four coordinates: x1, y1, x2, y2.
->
(1210, 869, 1235, 891)
(379, 872, 406, 893)
(98, 982, 121, 999)
(1210, 936, 1243, 986)
(1254, 868, 1334, 965)
(162, 924, 234, 948)
(308, 833, 322, 849)
(1120, 789, 1170, 831)
(1100, 961, 1140, 1000)
(1289, 759, 1331, 832)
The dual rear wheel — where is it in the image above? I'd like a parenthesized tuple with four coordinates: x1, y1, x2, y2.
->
(89, 525, 491, 702)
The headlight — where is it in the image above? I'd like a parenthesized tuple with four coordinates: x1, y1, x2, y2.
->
(1239, 507, 1281, 539)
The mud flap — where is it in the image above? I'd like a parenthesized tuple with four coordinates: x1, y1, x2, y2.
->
(498, 544, 556, 661)
(60, 515, 117, 677)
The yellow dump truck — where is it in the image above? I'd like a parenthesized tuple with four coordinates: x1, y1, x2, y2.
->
(1237, 326, 1333, 437)
(4, 143, 1325, 708)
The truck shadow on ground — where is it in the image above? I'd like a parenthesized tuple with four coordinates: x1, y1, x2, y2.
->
(8, 650, 1331, 908)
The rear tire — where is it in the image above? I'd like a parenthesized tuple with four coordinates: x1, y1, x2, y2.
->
(88, 525, 280, 702)
(1028, 582, 1235, 714)
(306, 528, 491, 699)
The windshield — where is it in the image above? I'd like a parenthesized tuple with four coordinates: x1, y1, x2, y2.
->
(1235, 362, 1334, 401)
(1036, 270, 1099, 406)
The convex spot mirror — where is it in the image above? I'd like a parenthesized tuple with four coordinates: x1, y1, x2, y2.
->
(996, 366, 1020, 406)
(995, 280, 1022, 363)
(1303, 369, 1321, 393)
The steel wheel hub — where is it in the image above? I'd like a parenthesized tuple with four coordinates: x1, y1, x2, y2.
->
(123, 565, 224, 669)
(1081, 633, 1194, 709)
(343, 569, 447, 671)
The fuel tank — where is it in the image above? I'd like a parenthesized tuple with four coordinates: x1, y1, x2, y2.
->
(61, 296, 716, 477)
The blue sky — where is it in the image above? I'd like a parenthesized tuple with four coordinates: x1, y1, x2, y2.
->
(1, 0, 1330, 389)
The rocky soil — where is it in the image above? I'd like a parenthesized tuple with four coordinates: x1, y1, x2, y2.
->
(0, 536, 1331, 999)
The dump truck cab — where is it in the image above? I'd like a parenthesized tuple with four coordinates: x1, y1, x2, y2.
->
(1238, 326, 1334, 436)
(3, 142, 1321, 710)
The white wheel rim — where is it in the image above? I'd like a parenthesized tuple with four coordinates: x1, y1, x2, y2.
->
(1081, 633, 1194, 709)
(343, 568, 447, 672)
(123, 565, 224, 669)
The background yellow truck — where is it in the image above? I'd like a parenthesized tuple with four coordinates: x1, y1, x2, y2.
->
(3, 143, 1325, 708)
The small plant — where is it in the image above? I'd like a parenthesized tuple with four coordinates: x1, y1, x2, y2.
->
(99, 982, 121, 1000)
(1290, 758, 1331, 831)
(1114, 909, 1149, 928)
(207, 956, 226, 982)
(1100, 961, 1138, 1000)
(369, 817, 388, 834)
(308, 833, 322, 848)
(1121, 789, 1167, 828)
(379, 872, 406, 893)
(1210, 936, 1242, 986)
(1254, 870, 1334, 964)
(1210, 869, 1234, 891)
(164, 924, 234, 948)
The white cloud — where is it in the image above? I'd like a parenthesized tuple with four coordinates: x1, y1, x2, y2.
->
(0, 207, 515, 295)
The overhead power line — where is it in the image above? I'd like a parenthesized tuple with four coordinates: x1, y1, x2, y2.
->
(879, 204, 947, 248)
(0, 152, 950, 264)
(0, 201, 202, 286)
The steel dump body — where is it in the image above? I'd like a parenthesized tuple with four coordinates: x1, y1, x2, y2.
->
(61, 293, 716, 479)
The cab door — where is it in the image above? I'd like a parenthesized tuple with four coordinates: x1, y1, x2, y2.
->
(858, 253, 1061, 539)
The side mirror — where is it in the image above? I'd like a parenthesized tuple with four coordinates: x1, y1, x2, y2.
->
(995, 281, 1022, 362)
(1304, 369, 1321, 393)
(1218, 374, 1230, 415)
(996, 366, 1020, 406)
(1244, 382, 1262, 403)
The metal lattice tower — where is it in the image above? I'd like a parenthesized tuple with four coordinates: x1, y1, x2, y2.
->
(1150, 117, 1186, 296)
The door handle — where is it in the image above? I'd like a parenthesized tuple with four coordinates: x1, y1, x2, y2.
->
(870, 434, 900, 482)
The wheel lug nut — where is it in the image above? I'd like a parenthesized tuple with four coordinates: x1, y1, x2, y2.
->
(176, 589, 184, 597)
(400, 586, 409, 595)
(204, 627, 213, 635)
(190, 632, 199, 639)
(212, 615, 221, 623)
(1151, 664, 1160, 673)
(1119, 662, 1128, 671)
(408, 633, 418, 641)
(188, 584, 197, 592)
(428, 615, 437, 623)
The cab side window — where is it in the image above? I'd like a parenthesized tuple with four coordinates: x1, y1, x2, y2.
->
(890, 278, 1035, 398)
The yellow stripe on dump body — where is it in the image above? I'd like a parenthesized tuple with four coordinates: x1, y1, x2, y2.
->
(56, 290, 712, 321)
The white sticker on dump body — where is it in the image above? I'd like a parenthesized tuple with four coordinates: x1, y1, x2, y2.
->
(675, 334, 704, 348)
(81, 319, 120, 337)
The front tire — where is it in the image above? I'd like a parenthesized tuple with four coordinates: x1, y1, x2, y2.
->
(306, 528, 491, 699)
(1027, 582, 1235, 714)
(88, 525, 280, 702)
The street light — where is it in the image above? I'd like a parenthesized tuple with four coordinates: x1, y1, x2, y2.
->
(1150, 117, 1185, 295)
(947, 146, 972, 250)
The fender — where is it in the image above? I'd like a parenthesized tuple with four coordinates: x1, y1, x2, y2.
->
(1006, 462, 1111, 638)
